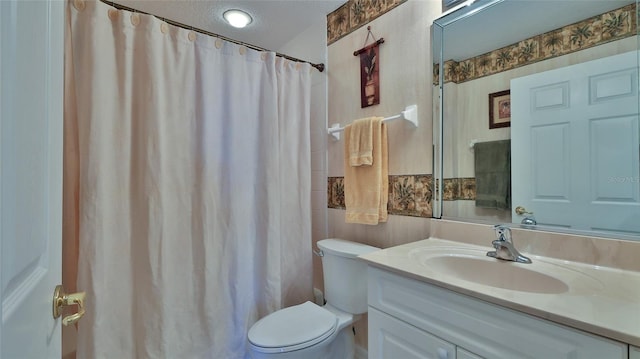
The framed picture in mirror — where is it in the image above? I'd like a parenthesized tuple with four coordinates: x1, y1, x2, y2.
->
(489, 90, 511, 129)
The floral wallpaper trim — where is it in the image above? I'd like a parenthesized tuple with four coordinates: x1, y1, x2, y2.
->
(327, 0, 407, 45)
(433, 3, 637, 85)
(328, 176, 346, 209)
(438, 177, 476, 201)
(328, 174, 433, 218)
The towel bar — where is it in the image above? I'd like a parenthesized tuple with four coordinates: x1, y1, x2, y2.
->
(327, 105, 418, 141)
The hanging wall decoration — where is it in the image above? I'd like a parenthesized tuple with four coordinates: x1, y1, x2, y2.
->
(354, 26, 384, 108)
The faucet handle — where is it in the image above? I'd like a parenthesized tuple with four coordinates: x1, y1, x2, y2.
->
(493, 224, 511, 242)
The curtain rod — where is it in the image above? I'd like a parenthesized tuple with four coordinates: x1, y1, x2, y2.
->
(99, 1, 325, 72)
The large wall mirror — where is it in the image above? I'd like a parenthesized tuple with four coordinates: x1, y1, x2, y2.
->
(432, 0, 640, 239)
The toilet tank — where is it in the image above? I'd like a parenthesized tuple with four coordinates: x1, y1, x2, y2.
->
(317, 239, 380, 315)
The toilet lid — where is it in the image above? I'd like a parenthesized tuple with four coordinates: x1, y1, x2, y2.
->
(248, 301, 338, 353)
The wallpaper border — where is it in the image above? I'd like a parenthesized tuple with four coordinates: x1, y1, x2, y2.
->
(327, 0, 408, 45)
(328, 174, 433, 218)
(434, 3, 637, 85)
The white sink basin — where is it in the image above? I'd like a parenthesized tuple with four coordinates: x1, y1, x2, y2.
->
(426, 254, 567, 293)
(408, 246, 604, 295)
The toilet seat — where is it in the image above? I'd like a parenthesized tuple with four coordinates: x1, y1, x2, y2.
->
(248, 301, 338, 354)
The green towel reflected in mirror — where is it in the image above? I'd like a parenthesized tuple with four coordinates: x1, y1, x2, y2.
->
(474, 140, 511, 210)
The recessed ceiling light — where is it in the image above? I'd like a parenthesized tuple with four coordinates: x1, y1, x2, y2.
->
(223, 9, 253, 29)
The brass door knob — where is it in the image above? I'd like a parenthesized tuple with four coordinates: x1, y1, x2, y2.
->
(52, 285, 86, 326)
(515, 206, 533, 215)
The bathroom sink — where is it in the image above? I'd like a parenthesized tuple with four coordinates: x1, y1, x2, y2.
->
(408, 246, 604, 295)
(427, 254, 568, 294)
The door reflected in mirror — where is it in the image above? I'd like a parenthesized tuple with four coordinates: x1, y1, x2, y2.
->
(432, 0, 639, 239)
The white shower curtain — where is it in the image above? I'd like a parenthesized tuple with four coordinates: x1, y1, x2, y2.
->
(64, 1, 312, 358)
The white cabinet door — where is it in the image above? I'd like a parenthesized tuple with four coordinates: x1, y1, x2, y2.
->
(511, 51, 639, 234)
(630, 346, 640, 359)
(369, 267, 627, 359)
(369, 307, 456, 359)
(457, 348, 484, 359)
(0, 0, 64, 358)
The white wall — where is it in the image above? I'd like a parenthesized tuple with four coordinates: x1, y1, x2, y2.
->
(326, 0, 443, 350)
(327, 0, 441, 246)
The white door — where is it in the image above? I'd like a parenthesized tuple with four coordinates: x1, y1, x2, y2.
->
(1, 0, 65, 358)
(511, 51, 640, 234)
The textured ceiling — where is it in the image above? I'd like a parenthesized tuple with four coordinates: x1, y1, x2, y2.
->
(113, 0, 345, 51)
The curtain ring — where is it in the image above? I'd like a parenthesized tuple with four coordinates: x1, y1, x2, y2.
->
(108, 8, 118, 20)
(73, 0, 85, 11)
(188, 25, 196, 42)
(131, 13, 140, 26)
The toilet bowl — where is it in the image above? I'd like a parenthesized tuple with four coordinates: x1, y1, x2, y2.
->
(247, 302, 357, 359)
(247, 239, 379, 359)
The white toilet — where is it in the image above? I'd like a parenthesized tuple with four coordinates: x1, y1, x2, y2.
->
(247, 238, 380, 359)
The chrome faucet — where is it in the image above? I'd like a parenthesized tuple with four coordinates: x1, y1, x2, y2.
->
(486, 225, 532, 264)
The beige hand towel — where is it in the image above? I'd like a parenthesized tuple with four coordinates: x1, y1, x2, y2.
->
(344, 118, 388, 225)
(348, 117, 378, 166)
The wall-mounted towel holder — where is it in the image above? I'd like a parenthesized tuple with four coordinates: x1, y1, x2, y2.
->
(327, 104, 418, 141)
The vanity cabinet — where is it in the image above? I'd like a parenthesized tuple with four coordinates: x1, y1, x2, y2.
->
(369, 307, 456, 359)
(367, 267, 628, 359)
(456, 348, 484, 359)
(369, 308, 485, 359)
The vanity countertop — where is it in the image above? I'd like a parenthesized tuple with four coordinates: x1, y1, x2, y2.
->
(359, 237, 640, 347)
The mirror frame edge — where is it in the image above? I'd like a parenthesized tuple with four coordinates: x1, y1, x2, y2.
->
(432, 21, 444, 219)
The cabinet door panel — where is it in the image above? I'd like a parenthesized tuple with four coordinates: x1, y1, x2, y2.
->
(369, 307, 455, 359)
(457, 348, 484, 359)
(368, 267, 627, 359)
